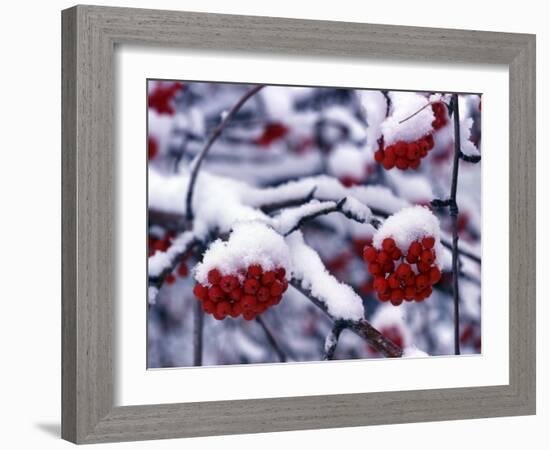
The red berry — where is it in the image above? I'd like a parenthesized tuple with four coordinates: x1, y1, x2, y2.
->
(208, 286, 224, 302)
(148, 137, 159, 160)
(379, 292, 391, 302)
(261, 271, 276, 285)
(388, 273, 400, 289)
(247, 264, 263, 278)
(230, 303, 243, 318)
(382, 238, 396, 252)
(368, 262, 382, 275)
(270, 280, 285, 297)
(407, 143, 420, 160)
(377, 251, 390, 265)
(390, 289, 404, 306)
(383, 154, 395, 170)
(220, 275, 239, 293)
(406, 251, 418, 264)
(425, 134, 435, 149)
(281, 279, 289, 292)
(257, 287, 270, 303)
(396, 263, 413, 280)
(193, 283, 208, 301)
(409, 159, 421, 170)
(215, 301, 231, 319)
(416, 274, 430, 291)
(396, 157, 409, 170)
(229, 287, 243, 302)
(404, 286, 416, 300)
(202, 300, 216, 314)
(382, 260, 395, 274)
(241, 295, 257, 311)
(405, 275, 416, 287)
(244, 278, 260, 294)
(363, 246, 378, 263)
(374, 149, 385, 163)
(373, 276, 389, 294)
(269, 294, 282, 306)
(417, 261, 431, 273)
(429, 266, 442, 284)
(275, 267, 286, 280)
(177, 262, 189, 277)
(422, 236, 435, 249)
(391, 247, 402, 260)
(409, 241, 422, 257)
(165, 273, 176, 285)
(420, 249, 435, 265)
(395, 141, 407, 157)
(243, 310, 256, 321)
(207, 268, 222, 285)
(419, 286, 433, 300)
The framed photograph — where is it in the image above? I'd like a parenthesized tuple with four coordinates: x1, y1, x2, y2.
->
(61, 5, 535, 444)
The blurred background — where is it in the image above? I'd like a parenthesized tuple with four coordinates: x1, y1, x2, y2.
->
(147, 80, 482, 368)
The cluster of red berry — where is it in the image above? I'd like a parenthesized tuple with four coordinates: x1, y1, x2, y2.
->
(431, 101, 448, 130)
(374, 134, 435, 171)
(148, 81, 184, 115)
(362, 237, 442, 306)
(193, 265, 288, 321)
(373, 101, 449, 171)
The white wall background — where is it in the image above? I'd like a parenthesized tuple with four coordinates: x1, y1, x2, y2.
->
(0, 1, 545, 449)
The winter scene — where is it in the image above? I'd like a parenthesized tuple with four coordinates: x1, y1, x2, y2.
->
(147, 80, 482, 368)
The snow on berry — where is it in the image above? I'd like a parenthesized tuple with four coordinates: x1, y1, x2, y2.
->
(363, 206, 444, 305)
(286, 231, 364, 321)
(194, 221, 291, 285)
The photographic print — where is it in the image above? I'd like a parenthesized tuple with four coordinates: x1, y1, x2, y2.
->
(147, 80, 482, 368)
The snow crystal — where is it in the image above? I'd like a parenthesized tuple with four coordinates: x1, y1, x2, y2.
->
(372, 206, 444, 268)
(194, 221, 291, 285)
(286, 231, 364, 321)
(148, 231, 196, 277)
(381, 92, 435, 146)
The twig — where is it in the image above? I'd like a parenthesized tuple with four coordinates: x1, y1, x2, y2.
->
(193, 300, 204, 366)
(255, 315, 287, 362)
(185, 85, 265, 221)
(283, 198, 374, 236)
(440, 239, 481, 265)
(398, 100, 448, 124)
(324, 321, 345, 360)
(459, 151, 481, 163)
(261, 187, 317, 214)
(290, 280, 403, 358)
(449, 93, 462, 356)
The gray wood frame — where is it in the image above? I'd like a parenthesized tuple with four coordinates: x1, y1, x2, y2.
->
(61, 4, 536, 444)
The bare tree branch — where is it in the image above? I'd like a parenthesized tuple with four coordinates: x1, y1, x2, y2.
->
(193, 300, 204, 366)
(290, 280, 403, 358)
(255, 315, 287, 362)
(324, 321, 345, 360)
(185, 84, 265, 221)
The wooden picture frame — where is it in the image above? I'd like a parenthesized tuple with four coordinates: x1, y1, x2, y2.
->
(61, 5, 536, 444)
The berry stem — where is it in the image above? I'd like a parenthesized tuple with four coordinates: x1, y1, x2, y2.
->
(290, 280, 403, 358)
(255, 315, 287, 362)
(324, 321, 345, 360)
(449, 93, 462, 356)
(185, 84, 265, 221)
(193, 299, 204, 366)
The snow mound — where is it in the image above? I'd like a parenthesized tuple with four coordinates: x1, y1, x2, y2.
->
(327, 144, 367, 179)
(381, 92, 434, 146)
(286, 232, 364, 321)
(148, 231, 196, 277)
(194, 221, 291, 286)
(372, 206, 443, 267)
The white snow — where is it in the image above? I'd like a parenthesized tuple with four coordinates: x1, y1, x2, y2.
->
(403, 346, 429, 358)
(148, 231, 196, 277)
(194, 221, 291, 285)
(387, 171, 434, 205)
(372, 205, 443, 267)
(360, 90, 387, 149)
(381, 92, 435, 146)
(286, 231, 364, 320)
(327, 144, 367, 179)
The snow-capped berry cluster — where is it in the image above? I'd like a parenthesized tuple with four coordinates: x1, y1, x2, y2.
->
(374, 134, 435, 171)
(193, 264, 288, 321)
(363, 236, 441, 305)
(374, 100, 448, 171)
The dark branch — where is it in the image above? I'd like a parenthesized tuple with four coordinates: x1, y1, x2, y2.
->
(193, 300, 204, 366)
(398, 100, 448, 124)
(185, 85, 265, 221)
(290, 280, 403, 358)
(459, 152, 481, 163)
(324, 321, 345, 360)
(255, 315, 287, 362)
(261, 187, 317, 214)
